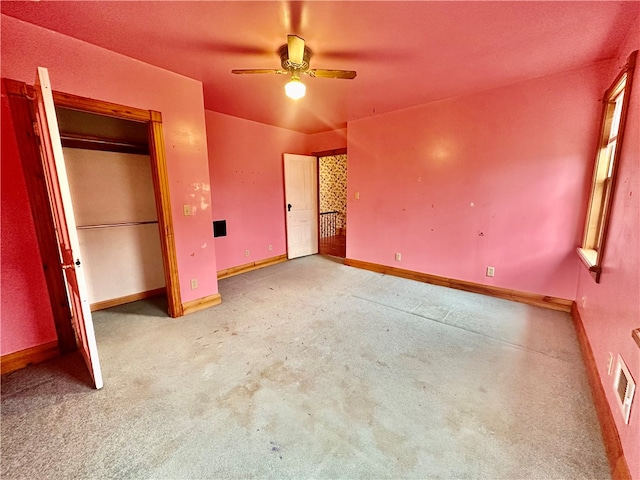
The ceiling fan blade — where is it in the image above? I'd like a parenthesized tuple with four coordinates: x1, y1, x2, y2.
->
(287, 34, 305, 65)
(306, 69, 357, 79)
(231, 69, 288, 75)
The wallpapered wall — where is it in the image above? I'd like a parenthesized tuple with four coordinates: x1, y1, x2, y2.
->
(319, 154, 347, 230)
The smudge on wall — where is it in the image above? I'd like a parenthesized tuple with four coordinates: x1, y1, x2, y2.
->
(189, 182, 211, 215)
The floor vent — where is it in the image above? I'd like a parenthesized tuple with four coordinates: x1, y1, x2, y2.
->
(613, 355, 635, 424)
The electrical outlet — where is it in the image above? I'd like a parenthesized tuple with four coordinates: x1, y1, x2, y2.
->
(486, 266, 495, 277)
(183, 204, 192, 216)
(268, 244, 273, 251)
(245, 249, 250, 257)
(395, 252, 401, 262)
(607, 352, 614, 375)
(190, 279, 198, 290)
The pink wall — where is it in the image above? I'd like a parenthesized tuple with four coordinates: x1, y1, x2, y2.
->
(347, 62, 613, 300)
(1, 87, 58, 355)
(206, 111, 307, 271)
(576, 16, 640, 479)
(307, 128, 347, 153)
(1, 15, 218, 314)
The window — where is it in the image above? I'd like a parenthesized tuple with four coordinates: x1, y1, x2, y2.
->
(578, 51, 637, 282)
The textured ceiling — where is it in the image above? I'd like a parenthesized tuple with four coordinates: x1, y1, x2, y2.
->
(2, 1, 638, 133)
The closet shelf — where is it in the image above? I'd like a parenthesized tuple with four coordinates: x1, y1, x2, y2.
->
(77, 220, 158, 230)
(60, 132, 149, 155)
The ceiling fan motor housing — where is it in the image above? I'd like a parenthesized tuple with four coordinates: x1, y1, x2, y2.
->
(279, 44, 312, 71)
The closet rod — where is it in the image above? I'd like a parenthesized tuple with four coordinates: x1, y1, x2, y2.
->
(59, 133, 149, 155)
(60, 133, 147, 150)
(77, 220, 158, 230)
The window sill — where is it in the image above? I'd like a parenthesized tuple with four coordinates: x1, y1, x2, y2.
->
(577, 247, 602, 282)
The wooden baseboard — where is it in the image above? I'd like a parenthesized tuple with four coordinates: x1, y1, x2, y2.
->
(571, 304, 631, 480)
(217, 254, 288, 280)
(344, 258, 573, 312)
(181, 293, 222, 315)
(1, 341, 59, 375)
(90, 287, 166, 312)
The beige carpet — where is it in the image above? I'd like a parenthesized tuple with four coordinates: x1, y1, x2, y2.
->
(1, 255, 609, 479)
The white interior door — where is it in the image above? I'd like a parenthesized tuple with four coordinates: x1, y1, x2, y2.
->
(284, 154, 318, 259)
(34, 67, 103, 389)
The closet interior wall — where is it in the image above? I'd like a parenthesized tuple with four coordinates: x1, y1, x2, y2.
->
(57, 108, 165, 310)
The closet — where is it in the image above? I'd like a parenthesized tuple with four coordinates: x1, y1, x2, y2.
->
(56, 107, 165, 310)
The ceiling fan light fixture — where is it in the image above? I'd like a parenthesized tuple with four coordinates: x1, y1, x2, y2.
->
(285, 77, 306, 99)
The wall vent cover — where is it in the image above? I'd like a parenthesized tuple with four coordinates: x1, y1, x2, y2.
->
(613, 354, 635, 424)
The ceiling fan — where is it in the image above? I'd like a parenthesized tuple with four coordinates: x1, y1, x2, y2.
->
(231, 34, 357, 99)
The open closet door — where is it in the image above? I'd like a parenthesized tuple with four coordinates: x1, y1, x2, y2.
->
(284, 154, 318, 259)
(34, 67, 103, 389)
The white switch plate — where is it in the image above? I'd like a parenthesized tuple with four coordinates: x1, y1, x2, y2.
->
(486, 266, 495, 277)
(395, 252, 401, 262)
(355, 192, 360, 200)
(245, 249, 250, 257)
(190, 279, 198, 289)
(183, 204, 192, 216)
(268, 244, 273, 251)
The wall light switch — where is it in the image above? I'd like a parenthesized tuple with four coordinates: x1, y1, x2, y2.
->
(486, 266, 495, 277)
(190, 279, 198, 289)
(355, 192, 360, 200)
(395, 252, 401, 262)
(183, 204, 192, 216)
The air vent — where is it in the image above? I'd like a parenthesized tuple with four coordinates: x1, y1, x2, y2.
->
(213, 220, 227, 238)
(613, 355, 635, 424)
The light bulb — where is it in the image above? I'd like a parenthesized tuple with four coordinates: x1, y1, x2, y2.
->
(285, 78, 306, 99)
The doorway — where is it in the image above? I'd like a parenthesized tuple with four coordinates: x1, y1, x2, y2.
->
(318, 152, 347, 258)
(4, 78, 183, 365)
(56, 107, 166, 312)
(284, 153, 319, 259)
(50, 90, 182, 319)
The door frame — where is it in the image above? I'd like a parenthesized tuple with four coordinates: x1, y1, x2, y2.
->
(313, 147, 347, 256)
(283, 153, 319, 259)
(52, 90, 183, 318)
(4, 79, 183, 344)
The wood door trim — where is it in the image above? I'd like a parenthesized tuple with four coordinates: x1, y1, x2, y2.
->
(149, 112, 182, 317)
(3, 78, 77, 353)
(4, 78, 183, 318)
(54, 92, 182, 317)
(312, 147, 347, 157)
(52, 91, 150, 122)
